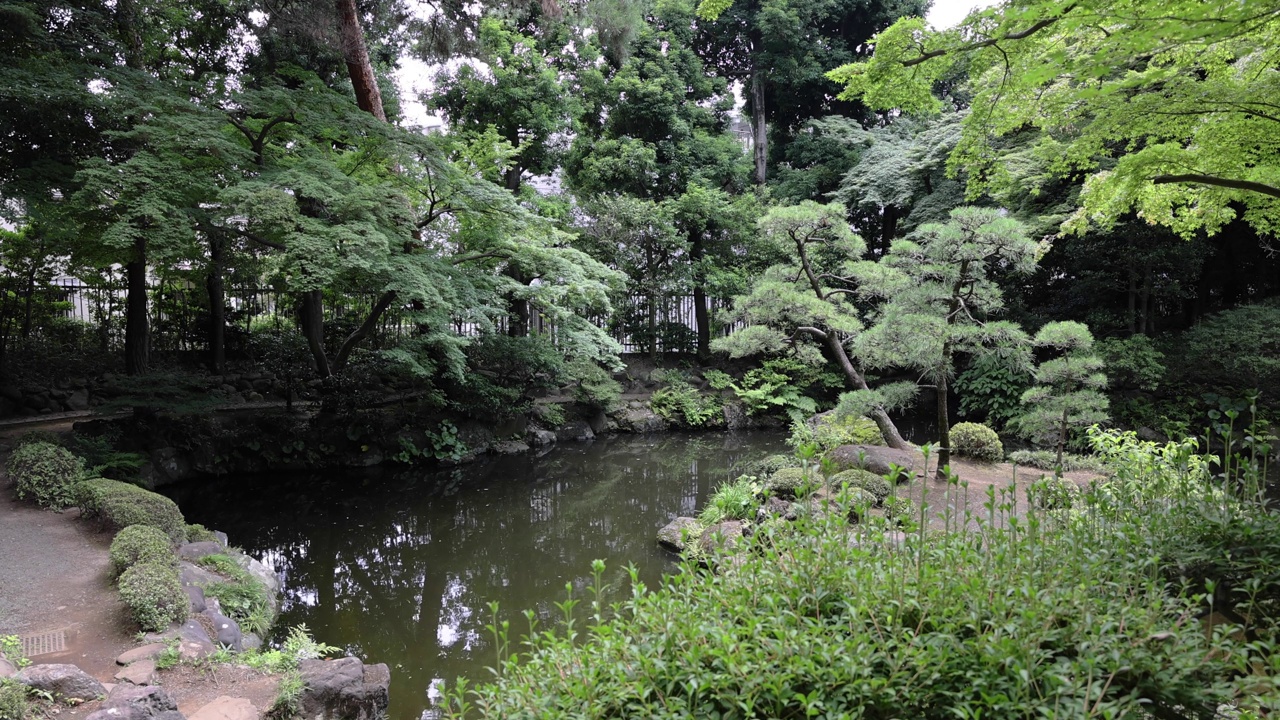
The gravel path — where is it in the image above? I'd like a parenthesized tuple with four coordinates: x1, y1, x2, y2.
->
(0, 478, 134, 680)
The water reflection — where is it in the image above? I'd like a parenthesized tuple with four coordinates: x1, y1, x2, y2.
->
(168, 431, 786, 720)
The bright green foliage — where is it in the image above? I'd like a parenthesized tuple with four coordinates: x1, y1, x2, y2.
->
(649, 374, 722, 428)
(715, 365, 817, 417)
(567, 359, 623, 411)
(118, 561, 188, 632)
(185, 524, 220, 544)
(881, 494, 914, 524)
(0, 680, 38, 720)
(0, 635, 28, 669)
(829, 468, 891, 504)
(1014, 322, 1110, 469)
(443, 434, 1265, 719)
(1027, 474, 1080, 511)
(109, 525, 175, 578)
(698, 477, 762, 525)
(854, 206, 1037, 470)
(949, 422, 1004, 462)
(829, 0, 1280, 238)
(74, 478, 187, 543)
(954, 353, 1034, 430)
(794, 413, 885, 454)
(8, 442, 85, 510)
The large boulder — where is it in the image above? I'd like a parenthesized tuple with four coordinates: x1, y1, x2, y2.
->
(85, 684, 183, 720)
(614, 407, 668, 434)
(555, 420, 594, 443)
(297, 657, 390, 720)
(203, 608, 242, 651)
(15, 664, 106, 702)
(828, 444, 922, 480)
(114, 658, 157, 686)
(0, 658, 17, 679)
(656, 517, 701, 552)
(188, 696, 257, 720)
(116, 644, 168, 666)
(699, 520, 746, 556)
(178, 542, 223, 562)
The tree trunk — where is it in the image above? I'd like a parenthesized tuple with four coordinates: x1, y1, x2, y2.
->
(206, 235, 226, 374)
(749, 56, 768, 185)
(691, 234, 709, 358)
(124, 238, 149, 376)
(935, 374, 950, 478)
(648, 295, 658, 360)
(821, 331, 909, 450)
(336, 0, 386, 121)
(332, 290, 397, 370)
(1055, 408, 1068, 474)
(299, 290, 331, 378)
(1127, 266, 1138, 335)
(879, 205, 899, 258)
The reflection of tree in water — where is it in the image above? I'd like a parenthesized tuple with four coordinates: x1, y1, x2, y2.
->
(169, 431, 786, 720)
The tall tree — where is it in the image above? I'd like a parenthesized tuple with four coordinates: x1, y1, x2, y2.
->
(715, 201, 911, 449)
(853, 207, 1039, 475)
(1013, 321, 1109, 472)
(829, 0, 1280, 239)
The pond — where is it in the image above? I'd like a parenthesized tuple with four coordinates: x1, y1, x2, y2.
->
(167, 430, 788, 720)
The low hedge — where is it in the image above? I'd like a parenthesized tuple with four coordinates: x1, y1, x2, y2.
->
(109, 525, 175, 577)
(949, 422, 1004, 462)
(74, 478, 186, 543)
(764, 467, 816, 498)
(828, 469, 892, 504)
(8, 442, 85, 510)
(118, 560, 188, 632)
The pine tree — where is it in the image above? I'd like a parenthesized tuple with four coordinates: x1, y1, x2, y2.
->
(1014, 322, 1110, 473)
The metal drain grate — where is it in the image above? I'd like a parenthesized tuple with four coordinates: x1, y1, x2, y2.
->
(21, 630, 66, 657)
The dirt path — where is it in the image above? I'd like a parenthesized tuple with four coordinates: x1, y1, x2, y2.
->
(0, 482, 135, 680)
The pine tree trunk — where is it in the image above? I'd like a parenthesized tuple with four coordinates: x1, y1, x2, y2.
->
(936, 374, 950, 479)
(206, 235, 226, 374)
(750, 57, 767, 185)
(336, 0, 386, 121)
(124, 239, 149, 376)
(822, 331, 909, 450)
(1056, 408, 1068, 473)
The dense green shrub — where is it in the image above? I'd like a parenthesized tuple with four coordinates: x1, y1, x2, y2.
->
(118, 561, 188, 632)
(954, 353, 1033, 429)
(949, 422, 1003, 462)
(881, 495, 914, 524)
(74, 478, 186, 543)
(442, 432, 1271, 720)
(804, 412, 884, 451)
(739, 454, 798, 479)
(764, 467, 816, 498)
(8, 442, 85, 509)
(185, 523, 220, 543)
(0, 679, 38, 720)
(698, 478, 761, 526)
(454, 335, 565, 418)
(1096, 335, 1165, 392)
(829, 469, 891, 504)
(1027, 475, 1080, 510)
(567, 358, 622, 411)
(109, 525, 175, 577)
(1176, 300, 1280, 397)
(1008, 449, 1106, 473)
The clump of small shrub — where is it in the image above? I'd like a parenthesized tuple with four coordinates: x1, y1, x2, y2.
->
(803, 412, 885, 451)
(185, 523, 220, 543)
(109, 525, 175, 577)
(829, 468, 891, 505)
(764, 467, 816, 498)
(1008, 449, 1106, 473)
(0, 680, 41, 720)
(881, 495, 914, 525)
(698, 477, 762, 526)
(118, 561, 188, 632)
(74, 478, 186, 543)
(649, 373, 722, 429)
(949, 422, 1004, 462)
(197, 554, 274, 636)
(8, 441, 85, 509)
(248, 625, 339, 720)
(1027, 475, 1080, 510)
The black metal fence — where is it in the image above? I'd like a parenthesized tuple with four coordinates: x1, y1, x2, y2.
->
(36, 279, 743, 355)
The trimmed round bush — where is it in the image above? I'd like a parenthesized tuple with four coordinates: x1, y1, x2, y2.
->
(830, 469, 892, 505)
(811, 413, 885, 451)
(741, 454, 799, 479)
(766, 467, 816, 498)
(1028, 475, 1080, 511)
(109, 525, 175, 577)
(950, 422, 1004, 462)
(74, 478, 186, 543)
(118, 561, 188, 632)
(185, 523, 220, 544)
(8, 442, 85, 509)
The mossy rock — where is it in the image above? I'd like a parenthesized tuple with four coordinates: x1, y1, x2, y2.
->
(828, 469, 892, 505)
(74, 478, 186, 544)
(950, 422, 1004, 462)
(9, 441, 86, 510)
(766, 467, 817, 498)
(185, 523, 220, 544)
(809, 412, 885, 450)
(118, 560, 188, 632)
(109, 525, 175, 577)
(740, 454, 799, 479)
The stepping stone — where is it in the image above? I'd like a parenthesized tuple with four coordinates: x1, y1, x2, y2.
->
(116, 643, 168, 666)
(115, 658, 157, 686)
(189, 696, 258, 720)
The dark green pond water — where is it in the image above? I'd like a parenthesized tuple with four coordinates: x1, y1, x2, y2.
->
(168, 431, 787, 720)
